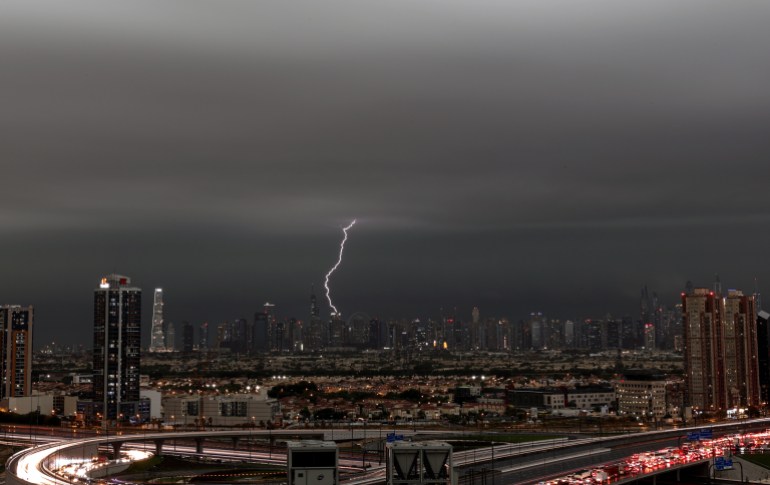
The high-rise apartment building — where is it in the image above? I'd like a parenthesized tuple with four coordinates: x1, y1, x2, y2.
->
(93, 274, 141, 421)
(682, 287, 760, 414)
(757, 311, 770, 404)
(682, 288, 721, 412)
(149, 288, 165, 352)
(722, 290, 760, 408)
(0, 305, 33, 398)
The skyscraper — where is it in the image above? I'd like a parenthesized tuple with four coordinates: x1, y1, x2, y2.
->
(0, 305, 33, 398)
(723, 289, 760, 408)
(182, 321, 194, 352)
(264, 302, 277, 350)
(253, 311, 269, 353)
(305, 286, 323, 351)
(644, 323, 655, 350)
(682, 288, 720, 412)
(757, 311, 770, 405)
(682, 287, 760, 414)
(165, 321, 175, 351)
(471, 306, 480, 349)
(529, 312, 545, 350)
(149, 288, 165, 352)
(199, 321, 208, 350)
(93, 274, 141, 422)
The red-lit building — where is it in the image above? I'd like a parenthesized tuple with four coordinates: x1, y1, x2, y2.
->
(682, 288, 760, 414)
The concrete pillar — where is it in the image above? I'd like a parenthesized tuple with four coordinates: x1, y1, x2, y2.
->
(232, 437, 240, 449)
(154, 439, 165, 456)
(111, 441, 123, 456)
(195, 437, 204, 454)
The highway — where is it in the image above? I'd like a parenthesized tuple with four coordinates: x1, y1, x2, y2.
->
(6, 418, 770, 485)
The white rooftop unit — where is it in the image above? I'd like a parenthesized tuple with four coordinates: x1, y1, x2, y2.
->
(287, 441, 339, 485)
(386, 441, 453, 485)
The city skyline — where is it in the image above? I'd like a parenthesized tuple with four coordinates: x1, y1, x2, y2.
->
(3, 0, 770, 346)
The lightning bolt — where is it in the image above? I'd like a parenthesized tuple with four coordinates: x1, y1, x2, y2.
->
(324, 219, 357, 316)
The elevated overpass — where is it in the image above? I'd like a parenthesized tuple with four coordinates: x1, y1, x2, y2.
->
(7, 418, 770, 485)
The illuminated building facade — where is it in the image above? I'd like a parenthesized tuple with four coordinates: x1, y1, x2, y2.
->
(722, 290, 760, 408)
(149, 288, 165, 352)
(93, 274, 141, 421)
(682, 287, 760, 414)
(0, 305, 33, 398)
(615, 371, 667, 418)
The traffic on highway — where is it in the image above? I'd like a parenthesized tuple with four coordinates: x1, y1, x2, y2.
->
(537, 428, 770, 484)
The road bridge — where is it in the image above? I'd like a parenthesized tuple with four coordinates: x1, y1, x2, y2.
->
(7, 418, 770, 485)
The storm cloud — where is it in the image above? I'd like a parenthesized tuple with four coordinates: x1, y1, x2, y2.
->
(2, 0, 770, 346)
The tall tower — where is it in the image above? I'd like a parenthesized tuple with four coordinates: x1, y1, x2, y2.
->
(529, 312, 544, 350)
(757, 311, 770, 405)
(682, 288, 722, 412)
(149, 288, 165, 352)
(0, 305, 34, 398)
(723, 290, 760, 408)
(471, 306, 481, 350)
(93, 274, 141, 422)
(306, 285, 323, 351)
(683, 286, 761, 414)
(253, 311, 269, 353)
(182, 321, 194, 352)
(199, 322, 208, 350)
(165, 321, 175, 351)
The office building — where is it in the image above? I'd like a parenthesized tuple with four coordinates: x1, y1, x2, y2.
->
(615, 370, 668, 419)
(163, 392, 279, 427)
(529, 312, 545, 350)
(253, 311, 269, 353)
(149, 288, 165, 352)
(165, 321, 175, 351)
(216, 321, 232, 351)
(93, 274, 141, 422)
(182, 321, 194, 352)
(0, 305, 34, 398)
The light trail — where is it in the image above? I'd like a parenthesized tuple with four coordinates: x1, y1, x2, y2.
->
(324, 219, 356, 316)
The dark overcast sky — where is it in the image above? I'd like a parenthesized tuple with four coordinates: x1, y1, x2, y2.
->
(2, 0, 770, 348)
